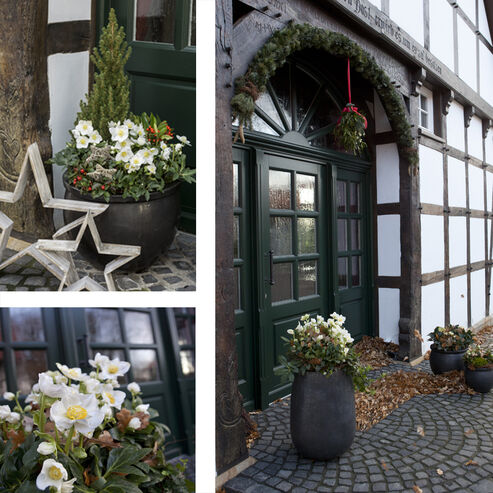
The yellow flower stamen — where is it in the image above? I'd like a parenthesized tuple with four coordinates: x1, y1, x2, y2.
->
(106, 392, 115, 404)
(108, 364, 119, 374)
(66, 405, 88, 420)
(68, 369, 78, 378)
(48, 466, 63, 481)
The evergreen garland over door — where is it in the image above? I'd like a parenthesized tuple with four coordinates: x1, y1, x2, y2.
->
(97, 1, 196, 231)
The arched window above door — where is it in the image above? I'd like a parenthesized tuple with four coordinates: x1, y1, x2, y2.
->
(250, 60, 343, 149)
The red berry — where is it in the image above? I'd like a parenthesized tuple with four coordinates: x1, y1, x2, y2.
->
(88, 186, 92, 191)
(77, 176, 82, 181)
(101, 185, 105, 190)
(73, 178, 76, 184)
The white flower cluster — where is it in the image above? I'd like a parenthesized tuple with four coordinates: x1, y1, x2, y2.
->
(71, 119, 191, 176)
(0, 354, 147, 493)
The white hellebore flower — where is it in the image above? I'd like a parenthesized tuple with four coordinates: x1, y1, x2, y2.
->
(56, 363, 84, 382)
(177, 135, 191, 146)
(286, 329, 294, 335)
(76, 135, 90, 149)
(81, 377, 102, 394)
(50, 391, 105, 437)
(138, 148, 154, 165)
(101, 384, 126, 410)
(61, 478, 77, 493)
(146, 164, 157, 175)
(37, 441, 57, 455)
(136, 404, 150, 415)
(127, 382, 141, 394)
(110, 124, 129, 143)
(75, 120, 93, 136)
(89, 130, 103, 145)
(128, 417, 141, 430)
(125, 154, 143, 174)
(161, 147, 171, 160)
(175, 143, 183, 153)
(136, 136, 147, 146)
(6, 412, 20, 424)
(124, 119, 135, 130)
(99, 357, 131, 381)
(116, 148, 133, 163)
(0, 405, 10, 420)
(88, 352, 110, 370)
(38, 372, 67, 398)
(3, 392, 15, 401)
(36, 459, 68, 492)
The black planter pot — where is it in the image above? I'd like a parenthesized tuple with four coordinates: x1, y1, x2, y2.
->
(290, 370, 355, 460)
(465, 366, 493, 393)
(429, 346, 467, 374)
(63, 179, 180, 272)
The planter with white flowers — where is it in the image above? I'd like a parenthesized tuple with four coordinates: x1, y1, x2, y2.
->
(0, 353, 193, 492)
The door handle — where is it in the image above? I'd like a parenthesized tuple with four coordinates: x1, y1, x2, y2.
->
(267, 250, 275, 285)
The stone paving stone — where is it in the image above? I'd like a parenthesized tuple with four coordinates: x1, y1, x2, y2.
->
(0, 232, 195, 291)
(224, 360, 493, 493)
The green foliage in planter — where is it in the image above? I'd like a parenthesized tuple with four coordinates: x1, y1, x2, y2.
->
(78, 8, 131, 140)
(428, 325, 475, 351)
(463, 344, 493, 369)
(333, 105, 367, 155)
(231, 23, 418, 166)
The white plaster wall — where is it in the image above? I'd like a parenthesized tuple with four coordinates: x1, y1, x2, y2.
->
(470, 217, 485, 263)
(457, 15, 478, 90)
(448, 157, 467, 208)
(374, 91, 391, 133)
(419, 145, 443, 205)
(388, 0, 424, 46)
(48, 52, 89, 202)
(376, 143, 400, 204)
(467, 116, 484, 161)
(421, 215, 444, 273)
(377, 215, 401, 276)
(48, 0, 91, 23)
(478, 1, 493, 43)
(449, 275, 468, 328)
(429, 0, 455, 71)
(468, 165, 485, 211)
(487, 171, 493, 212)
(479, 43, 493, 108)
(449, 217, 467, 268)
(486, 129, 493, 165)
(446, 101, 465, 152)
(471, 269, 486, 325)
(421, 281, 444, 354)
(378, 288, 400, 344)
(367, 0, 382, 9)
(458, 0, 476, 24)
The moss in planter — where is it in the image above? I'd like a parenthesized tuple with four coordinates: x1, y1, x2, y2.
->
(231, 23, 419, 167)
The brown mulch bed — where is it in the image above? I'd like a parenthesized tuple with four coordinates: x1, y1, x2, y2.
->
(354, 335, 400, 368)
(476, 325, 493, 347)
(355, 369, 475, 431)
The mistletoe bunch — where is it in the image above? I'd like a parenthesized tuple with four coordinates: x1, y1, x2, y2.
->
(333, 104, 367, 155)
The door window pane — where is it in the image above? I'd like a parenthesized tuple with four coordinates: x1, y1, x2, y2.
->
(256, 92, 284, 129)
(233, 163, 239, 207)
(351, 219, 360, 250)
(10, 308, 45, 342)
(0, 351, 5, 394)
(352, 256, 361, 287)
(270, 217, 292, 255)
(337, 219, 347, 252)
(15, 350, 48, 395)
(233, 216, 240, 258)
(296, 174, 316, 211)
(180, 350, 195, 375)
(135, 0, 175, 44)
(337, 181, 346, 212)
(272, 263, 293, 302)
(86, 309, 122, 343)
(297, 218, 317, 254)
(269, 170, 291, 209)
(124, 311, 154, 344)
(294, 66, 320, 130)
(130, 350, 160, 382)
(176, 317, 194, 346)
(234, 267, 241, 311)
(350, 182, 360, 213)
(338, 257, 348, 289)
(299, 261, 318, 297)
(270, 64, 291, 127)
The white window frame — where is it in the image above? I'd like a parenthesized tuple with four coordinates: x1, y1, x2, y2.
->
(418, 86, 434, 133)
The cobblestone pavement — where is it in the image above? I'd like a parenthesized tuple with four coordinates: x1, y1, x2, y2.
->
(0, 231, 195, 291)
(225, 361, 493, 493)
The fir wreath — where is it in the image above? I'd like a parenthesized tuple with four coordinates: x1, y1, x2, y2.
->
(231, 23, 419, 167)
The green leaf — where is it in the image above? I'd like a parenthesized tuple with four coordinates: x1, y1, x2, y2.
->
(104, 447, 152, 478)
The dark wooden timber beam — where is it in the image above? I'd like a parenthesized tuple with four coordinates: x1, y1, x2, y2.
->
(47, 20, 91, 55)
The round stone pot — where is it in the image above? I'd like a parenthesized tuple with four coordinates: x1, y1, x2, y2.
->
(464, 366, 493, 393)
(290, 370, 355, 460)
(63, 179, 180, 272)
(429, 346, 467, 375)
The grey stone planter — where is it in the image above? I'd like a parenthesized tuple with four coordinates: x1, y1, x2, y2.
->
(290, 370, 355, 460)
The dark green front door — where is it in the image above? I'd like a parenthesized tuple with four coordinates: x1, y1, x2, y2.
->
(97, 1, 196, 231)
(234, 143, 373, 410)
